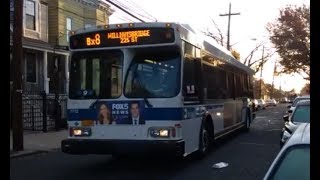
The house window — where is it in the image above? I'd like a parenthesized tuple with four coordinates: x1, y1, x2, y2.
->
(66, 18, 72, 42)
(26, 0, 36, 30)
(26, 53, 37, 83)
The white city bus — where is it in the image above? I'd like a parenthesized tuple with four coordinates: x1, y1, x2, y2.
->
(61, 22, 255, 157)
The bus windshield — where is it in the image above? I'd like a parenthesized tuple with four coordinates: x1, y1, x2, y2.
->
(69, 50, 123, 99)
(124, 48, 181, 98)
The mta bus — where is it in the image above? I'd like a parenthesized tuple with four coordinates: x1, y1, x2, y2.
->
(61, 22, 255, 158)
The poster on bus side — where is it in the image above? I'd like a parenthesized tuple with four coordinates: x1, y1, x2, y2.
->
(95, 101, 145, 125)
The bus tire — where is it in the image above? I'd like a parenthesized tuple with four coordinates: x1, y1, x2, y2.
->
(197, 122, 210, 157)
(244, 111, 251, 132)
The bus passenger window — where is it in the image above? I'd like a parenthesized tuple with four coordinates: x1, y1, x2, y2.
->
(183, 58, 198, 101)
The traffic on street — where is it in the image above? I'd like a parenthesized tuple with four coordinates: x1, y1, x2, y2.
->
(11, 104, 288, 180)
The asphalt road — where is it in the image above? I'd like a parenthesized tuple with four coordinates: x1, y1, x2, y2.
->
(10, 104, 288, 180)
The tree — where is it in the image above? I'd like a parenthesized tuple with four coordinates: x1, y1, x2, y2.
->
(202, 19, 274, 74)
(300, 83, 310, 95)
(202, 18, 225, 47)
(267, 5, 310, 81)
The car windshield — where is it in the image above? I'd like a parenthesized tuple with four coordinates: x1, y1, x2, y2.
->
(291, 105, 310, 123)
(69, 50, 123, 99)
(267, 145, 310, 180)
(292, 98, 309, 107)
(124, 47, 181, 98)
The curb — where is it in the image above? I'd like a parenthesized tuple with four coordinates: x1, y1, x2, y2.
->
(10, 147, 62, 159)
(10, 150, 49, 159)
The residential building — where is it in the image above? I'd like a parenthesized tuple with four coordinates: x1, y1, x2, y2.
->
(10, 0, 113, 130)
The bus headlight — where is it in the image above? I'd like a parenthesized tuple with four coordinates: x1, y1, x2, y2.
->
(149, 127, 175, 138)
(70, 127, 92, 137)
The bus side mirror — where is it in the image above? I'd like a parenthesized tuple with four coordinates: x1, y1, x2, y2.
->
(283, 115, 289, 122)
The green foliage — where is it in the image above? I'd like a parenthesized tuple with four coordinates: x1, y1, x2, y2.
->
(267, 5, 310, 80)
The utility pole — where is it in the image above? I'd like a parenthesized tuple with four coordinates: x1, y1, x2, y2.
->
(220, 2, 240, 50)
(259, 45, 265, 99)
(12, 0, 24, 151)
(271, 60, 277, 99)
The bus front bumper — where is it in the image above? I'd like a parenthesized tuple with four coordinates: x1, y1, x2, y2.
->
(61, 139, 185, 157)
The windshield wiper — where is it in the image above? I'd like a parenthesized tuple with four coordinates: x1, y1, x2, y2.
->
(143, 97, 152, 108)
(134, 72, 153, 108)
(89, 95, 100, 109)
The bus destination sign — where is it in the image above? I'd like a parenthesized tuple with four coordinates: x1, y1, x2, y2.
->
(70, 28, 175, 49)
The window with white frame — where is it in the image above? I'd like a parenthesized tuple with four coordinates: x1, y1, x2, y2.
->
(66, 18, 72, 42)
(26, 0, 36, 30)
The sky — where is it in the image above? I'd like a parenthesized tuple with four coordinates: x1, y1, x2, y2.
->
(107, 0, 309, 93)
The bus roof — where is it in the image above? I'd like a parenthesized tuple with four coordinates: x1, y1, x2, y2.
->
(178, 23, 255, 75)
(71, 22, 255, 75)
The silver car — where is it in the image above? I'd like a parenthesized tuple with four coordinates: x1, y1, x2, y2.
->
(264, 123, 310, 180)
(287, 95, 310, 116)
(280, 100, 310, 147)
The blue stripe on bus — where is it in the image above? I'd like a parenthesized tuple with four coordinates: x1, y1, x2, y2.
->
(67, 104, 224, 121)
(67, 108, 183, 121)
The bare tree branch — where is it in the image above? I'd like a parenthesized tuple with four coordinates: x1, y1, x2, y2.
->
(210, 18, 224, 46)
(202, 18, 225, 47)
(249, 50, 276, 67)
(202, 30, 223, 46)
(243, 42, 265, 65)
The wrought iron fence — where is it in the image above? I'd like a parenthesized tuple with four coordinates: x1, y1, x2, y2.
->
(20, 91, 67, 132)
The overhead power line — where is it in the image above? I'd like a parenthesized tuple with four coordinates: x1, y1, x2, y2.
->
(104, 0, 145, 22)
(110, 0, 156, 22)
(121, 0, 157, 21)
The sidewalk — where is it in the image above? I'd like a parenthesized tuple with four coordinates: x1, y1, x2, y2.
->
(10, 129, 68, 159)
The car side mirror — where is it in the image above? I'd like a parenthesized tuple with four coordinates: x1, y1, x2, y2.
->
(287, 105, 291, 108)
(283, 115, 289, 122)
(287, 110, 293, 113)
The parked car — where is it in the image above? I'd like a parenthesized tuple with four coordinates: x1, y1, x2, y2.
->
(250, 99, 259, 111)
(265, 99, 277, 107)
(264, 123, 310, 180)
(255, 99, 266, 110)
(287, 95, 310, 116)
(287, 96, 295, 103)
(280, 97, 288, 103)
(280, 100, 310, 147)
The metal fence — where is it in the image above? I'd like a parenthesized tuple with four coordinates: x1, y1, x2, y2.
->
(17, 91, 68, 132)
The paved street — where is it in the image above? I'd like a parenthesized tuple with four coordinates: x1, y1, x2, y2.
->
(10, 104, 288, 180)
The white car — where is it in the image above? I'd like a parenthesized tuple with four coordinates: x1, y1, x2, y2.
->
(280, 100, 310, 147)
(287, 95, 310, 116)
(264, 123, 310, 180)
(255, 99, 266, 110)
(265, 99, 277, 107)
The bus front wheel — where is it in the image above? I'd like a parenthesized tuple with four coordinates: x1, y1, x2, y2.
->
(244, 112, 251, 132)
(197, 123, 210, 157)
